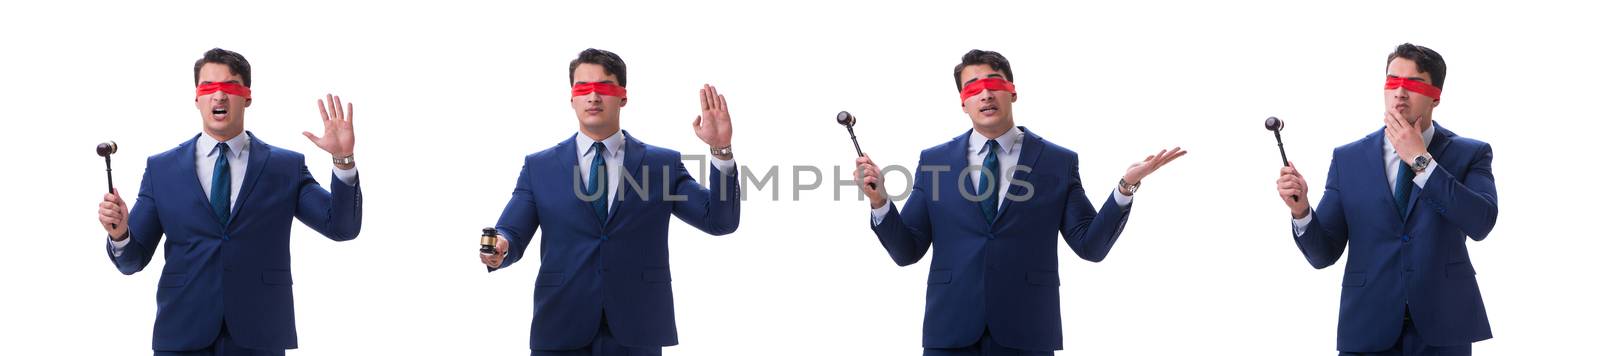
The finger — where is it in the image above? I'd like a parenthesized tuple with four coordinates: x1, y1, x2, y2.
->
(333, 95, 345, 121)
(699, 86, 710, 112)
(325, 94, 337, 119)
(346, 102, 355, 125)
(708, 85, 721, 110)
(717, 94, 729, 116)
(303, 131, 320, 143)
(317, 99, 330, 121)
(693, 115, 703, 130)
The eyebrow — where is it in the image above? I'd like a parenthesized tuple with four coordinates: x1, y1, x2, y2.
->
(1386, 74, 1428, 82)
(199, 80, 243, 85)
(962, 74, 1005, 87)
(574, 80, 617, 85)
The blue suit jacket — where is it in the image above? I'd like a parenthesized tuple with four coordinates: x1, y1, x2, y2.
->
(872, 128, 1131, 351)
(1295, 124, 1497, 351)
(106, 132, 363, 351)
(493, 131, 740, 350)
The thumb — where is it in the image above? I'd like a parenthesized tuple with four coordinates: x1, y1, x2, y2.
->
(692, 115, 703, 129)
(302, 131, 320, 143)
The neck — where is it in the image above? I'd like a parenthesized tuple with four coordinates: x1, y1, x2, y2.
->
(973, 123, 1014, 140)
(579, 124, 620, 142)
(205, 129, 242, 143)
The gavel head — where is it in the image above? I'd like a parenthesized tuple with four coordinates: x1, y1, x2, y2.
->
(479, 227, 498, 254)
(96, 141, 118, 157)
(1264, 117, 1285, 132)
(836, 111, 856, 128)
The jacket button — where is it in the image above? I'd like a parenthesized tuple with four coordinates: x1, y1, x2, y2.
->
(600, 234, 608, 241)
(987, 234, 996, 240)
(1401, 234, 1411, 242)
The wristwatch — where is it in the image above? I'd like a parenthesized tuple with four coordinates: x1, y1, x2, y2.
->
(709, 146, 732, 157)
(1409, 154, 1431, 173)
(1118, 178, 1141, 194)
(333, 154, 355, 166)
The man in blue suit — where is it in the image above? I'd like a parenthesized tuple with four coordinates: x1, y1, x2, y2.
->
(479, 48, 740, 356)
(852, 49, 1186, 355)
(95, 48, 364, 355)
(1276, 43, 1498, 355)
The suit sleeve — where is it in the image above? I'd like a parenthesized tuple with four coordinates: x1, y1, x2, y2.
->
(670, 157, 740, 236)
(1059, 158, 1133, 263)
(294, 164, 363, 242)
(493, 157, 541, 271)
(1416, 143, 1497, 240)
(107, 161, 165, 275)
(871, 159, 934, 266)
(1295, 158, 1351, 269)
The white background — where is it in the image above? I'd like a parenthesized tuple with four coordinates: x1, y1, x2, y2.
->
(1, 1, 1594, 354)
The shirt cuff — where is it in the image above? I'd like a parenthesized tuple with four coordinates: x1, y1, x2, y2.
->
(333, 166, 359, 186)
(108, 234, 130, 257)
(870, 203, 891, 226)
(1291, 212, 1314, 237)
(710, 157, 736, 177)
(1112, 184, 1134, 208)
(1411, 160, 1437, 189)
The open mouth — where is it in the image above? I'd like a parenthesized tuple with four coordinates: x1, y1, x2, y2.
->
(211, 106, 228, 120)
(979, 105, 999, 115)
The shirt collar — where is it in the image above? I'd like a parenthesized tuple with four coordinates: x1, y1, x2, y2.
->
(969, 126, 1022, 156)
(198, 132, 250, 159)
(576, 130, 626, 159)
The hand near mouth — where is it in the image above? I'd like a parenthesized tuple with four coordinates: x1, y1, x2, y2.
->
(304, 93, 356, 162)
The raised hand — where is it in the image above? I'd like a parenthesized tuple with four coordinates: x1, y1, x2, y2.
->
(303, 94, 356, 161)
(692, 84, 733, 150)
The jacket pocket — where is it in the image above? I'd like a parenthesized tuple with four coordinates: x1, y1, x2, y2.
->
(1446, 262, 1476, 279)
(158, 273, 187, 288)
(262, 270, 293, 285)
(928, 269, 953, 284)
(1027, 271, 1060, 286)
(536, 272, 565, 286)
(1342, 272, 1365, 287)
(642, 268, 672, 283)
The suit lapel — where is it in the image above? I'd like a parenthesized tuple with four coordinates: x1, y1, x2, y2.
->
(228, 131, 270, 228)
(606, 131, 645, 227)
(554, 136, 605, 227)
(1401, 124, 1454, 223)
(1358, 130, 1405, 226)
(942, 130, 990, 226)
(995, 127, 1041, 223)
(175, 135, 216, 226)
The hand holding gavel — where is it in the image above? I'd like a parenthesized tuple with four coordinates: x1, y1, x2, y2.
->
(1267, 117, 1311, 218)
(839, 111, 887, 209)
(96, 141, 128, 239)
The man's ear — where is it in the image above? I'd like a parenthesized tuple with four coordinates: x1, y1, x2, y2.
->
(1430, 98, 1440, 108)
(244, 98, 253, 107)
(620, 97, 628, 107)
(1011, 93, 1018, 103)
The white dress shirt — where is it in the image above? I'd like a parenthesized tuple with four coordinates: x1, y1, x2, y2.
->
(872, 126, 1133, 225)
(111, 133, 358, 253)
(1292, 124, 1437, 235)
(575, 130, 736, 214)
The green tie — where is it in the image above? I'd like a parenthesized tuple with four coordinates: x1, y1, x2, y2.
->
(980, 139, 1000, 224)
(210, 142, 232, 226)
(587, 142, 608, 222)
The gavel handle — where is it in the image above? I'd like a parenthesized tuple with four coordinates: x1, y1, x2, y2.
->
(105, 155, 118, 229)
(847, 127, 875, 189)
(1273, 131, 1298, 202)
